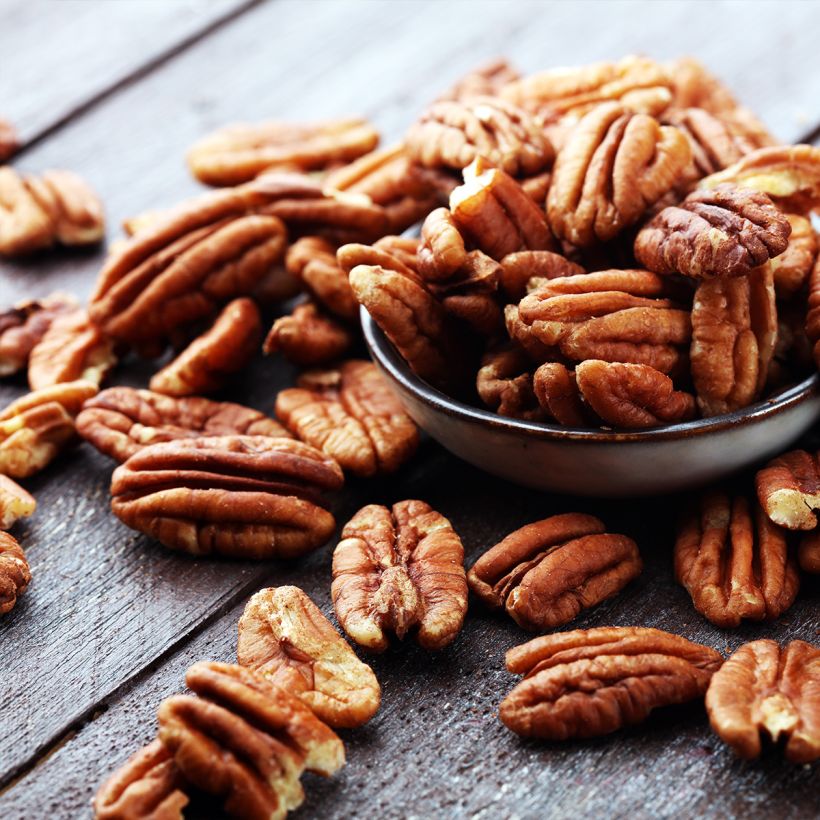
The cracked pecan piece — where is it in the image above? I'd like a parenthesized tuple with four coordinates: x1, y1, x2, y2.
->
(0, 475, 36, 530)
(332, 500, 468, 652)
(0, 530, 30, 615)
(768, 214, 817, 297)
(187, 117, 379, 185)
(476, 346, 544, 421)
(93, 739, 189, 820)
(499, 626, 723, 739)
(285, 236, 357, 320)
(634, 185, 790, 280)
(437, 58, 520, 103)
(77, 386, 288, 463)
(149, 298, 262, 397)
(110, 435, 343, 559)
(468, 513, 641, 631)
(706, 639, 820, 763)
(546, 102, 691, 247)
(756, 449, 820, 531)
(675, 491, 799, 628)
(532, 362, 589, 426)
(798, 532, 820, 574)
(0, 119, 18, 162)
(264, 301, 354, 367)
(575, 360, 696, 429)
(237, 586, 380, 728)
(275, 360, 418, 477)
(157, 661, 344, 820)
(499, 250, 585, 301)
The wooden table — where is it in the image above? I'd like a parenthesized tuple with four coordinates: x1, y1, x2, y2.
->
(1, 2, 819, 817)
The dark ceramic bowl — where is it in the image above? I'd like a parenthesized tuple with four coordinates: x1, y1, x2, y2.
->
(362, 308, 820, 497)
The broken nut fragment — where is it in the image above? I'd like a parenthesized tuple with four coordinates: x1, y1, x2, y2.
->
(0, 530, 30, 615)
(476, 346, 544, 421)
(756, 449, 820, 531)
(237, 586, 380, 728)
(0, 474, 36, 530)
(263, 301, 354, 367)
(332, 500, 468, 652)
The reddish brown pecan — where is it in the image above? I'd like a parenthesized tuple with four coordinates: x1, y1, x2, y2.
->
(110, 435, 343, 559)
(417, 207, 468, 282)
(504, 304, 562, 364)
(798, 532, 820, 574)
(499, 250, 585, 301)
(500, 626, 723, 739)
(332, 500, 468, 652)
(237, 585, 380, 728)
(149, 298, 262, 397)
(706, 639, 820, 763)
(468, 513, 641, 631)
(532, 362, 589, 426)
(476, 346, 544, 421)
(0, 119, 18, 162)
(437, 58, 520, 103)
(756, 449, 820, 531)
(768, 214, 817, 297)
(275, 360, 418, 478)
(674, 491, 799, 627)
(0, 475, 36, 530)
(0, 530, 30, 615)
(263, 301, 354, 367)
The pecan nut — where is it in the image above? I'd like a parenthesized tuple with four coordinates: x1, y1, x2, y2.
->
(769, 214, 817, 297)
(532, 362, 589, 426)
(187, 117, 379, 185)
(0, 531, 30, 615)
(674, 491, 799, 627)
(332, 500, 468, 652)
(263, 301, 354, 367)
(499, 626, 723, 739)
(417, 207, 468, 282)
(275, 360, 418, 477)
(498, 250, 585, 301)
(798, 532, 820, 574)
(476, 346, 544, 421)
(149, 298, 262, 397)
(157, 661, 344, 820)
(0, 119, 18, 162)
(237, 585, 380, 728)
(285, 236, 358, 320)
(437, 58, 520, 103)
(0, 474, 36, 530)
(77, 386, 289, 463)
(756, 449, 820, 531)
(634, 185, 791, 279)
(706, 639, 820, 763)
(110, 435, 343, 559)
(805, 248, 820, 369)
(468, 513, 641, 631)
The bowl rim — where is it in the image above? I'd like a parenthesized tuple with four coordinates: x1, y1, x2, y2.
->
(361, 307, 820, 443)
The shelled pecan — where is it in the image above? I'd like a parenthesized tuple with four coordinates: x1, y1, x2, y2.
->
(674, 491, 799, 627)
(437, 58, 520, 103)
(149, 298, 262, 397)
(756, 449, 820, 531)
(706, 639, 820, 763)
(263, 301, 354, 367)
(768, 214, 817, 297)
(417, 207, 468, 282)
(0, 119, 18, 162)
(498, 250, 585, 301)
(285, 236, 358, 320)
(0, 530, 30, 615)
(476, 346, 544, 421)
(798, 532, 820, 574)
(500, 626, 723, 739)
(237, 586, 380, 728)
(110, 435, 343, 559)
(332, 500, 468, 652)
(532, 362, 589, 426)
(806, 252, 820, 368)
(187, 117, 379, 185)
(468, 513, 641, 631)
(0, 474, 36, 530)
(77, 387, 288, 463)
(275, 360, 418, 477)
(157, 661, 344, 820)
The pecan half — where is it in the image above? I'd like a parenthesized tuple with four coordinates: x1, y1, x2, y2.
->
(674, 492, 799, 628)
(110, 435, 343, 559)
(499, 626, 723, 739)
(285, 236, 357, 320)
(149, 298, 262, 397)
(93, 739, 189, 820)
(0, 119, 18, 162)
(263, 301, 354, 367)
(476, 346, 544, 421)
(0, 475, 36, 530)
(575, 359, 696, 429)
(237, 586, 380, 728)
(468, 513, 641, 631)
(275, 360, 418, 477)
(157, 661, 344, 820)
(417, 207, 468, 282)
(187, 118, 379, 185)
(706, 639, 820, 763)
(0, 531, 30, 615)
(332, 500, 468, 652)
(499, 250, 585, 301)
(634, 185, 791, 280)
(756, 449, 820, 531)
(768, 214, 817, 297)
(77, 387, 288, 463)
(532, 362, 589, 426)
(798, 532, 820, 574)
(437, 58, 520, 103)
(546, 102, 692, 247)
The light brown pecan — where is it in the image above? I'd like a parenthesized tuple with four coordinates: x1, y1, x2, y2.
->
(690, 267, 776, 416)
(263, 301, 353, 367)
(285, 236, 357, 320)
(674, 491, 799, 628)
(0, 167, 104, 255)
(93, 739, 189, 820)
(28, 308, 117, 390)
(372, 234, 420, 271)
(768, 214, 817, 297)
(468, 513, 641, 631)
(499, 626, 723, 739)
(756, 449, 820, 531)
(476, 346, 544, 421)
(110, 435, 343, 559)
(332, 500, 468, 652)
(520, 169, 553, 203)
(437, 58, 520, 103)
(499, 250, 585, 301)
(275, 360, 418, 478)
(157, 661, 344, 820)
(0, 119, 18, 162)
(532, 362, 589, 426)
(406, 96, 554, 178)
(546, 102, 692, 247)
(706, 639, 820, 763)
(187, 117, 379, 185)
(0, 292, 79, 377)
(237, 585, 380, 728)
(634, 185, 791, 280)
(0, 530, 30, 615)
(149, 298, 262, 397)
(0, 474, 36, 530)
(798, 532, 820, 573)
(417, 207, 468, 282)
(575, 359, 695, 429)
(0, 380, 97, 478)
(338, 237, 420, 281)
(77, 386, 288, 463)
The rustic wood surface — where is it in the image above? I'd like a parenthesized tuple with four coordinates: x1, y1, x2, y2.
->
(1, 1, 819, 817)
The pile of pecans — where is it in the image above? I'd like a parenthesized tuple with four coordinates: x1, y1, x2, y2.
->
(0, 55, 819, 819)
